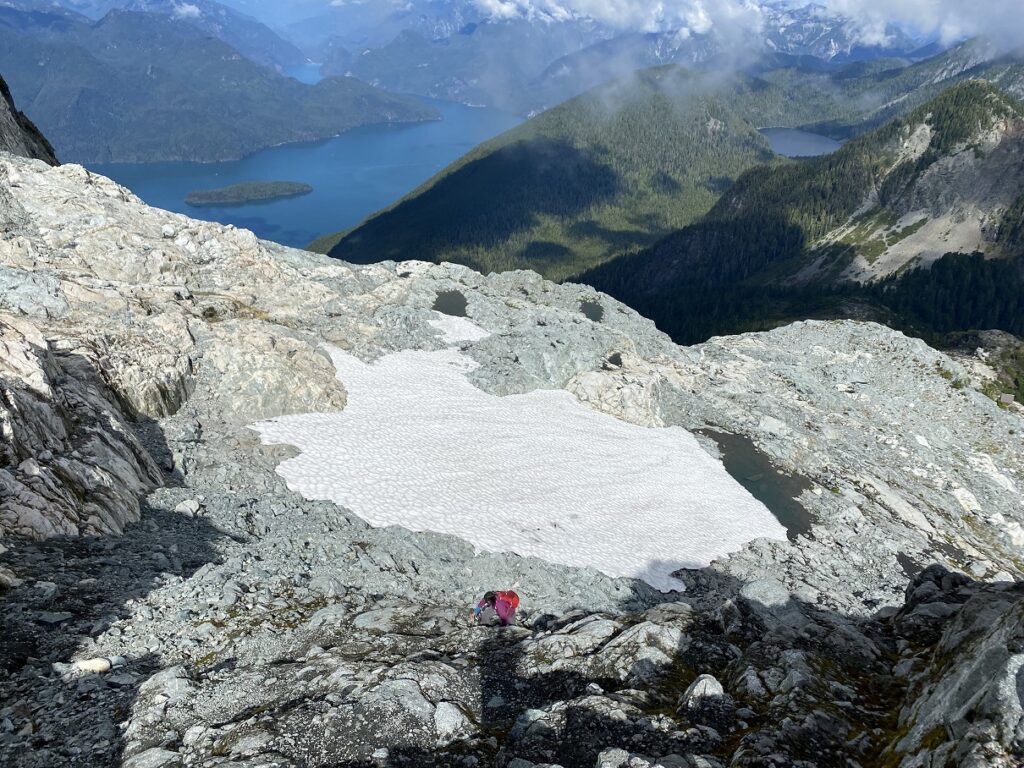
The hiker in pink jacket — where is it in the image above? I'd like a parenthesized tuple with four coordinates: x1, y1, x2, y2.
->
(473, 590, 519, 626)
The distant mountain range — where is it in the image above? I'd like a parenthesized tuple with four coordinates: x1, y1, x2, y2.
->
(123, 0, 305, 69)
(2, 0, 305, 68)
(0, 5, 438, 163)
(295, 0, 930, 114)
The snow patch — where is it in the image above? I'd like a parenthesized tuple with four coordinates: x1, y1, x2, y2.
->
(427, 311, 490, 343)
(254, 346, 786, 591)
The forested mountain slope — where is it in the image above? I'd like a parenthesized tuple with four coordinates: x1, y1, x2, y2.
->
(0, 7, 437, 163)
(582, 82, 1024, 344)
(317, 65, 877, 280)
(800, 39, 1024, 138)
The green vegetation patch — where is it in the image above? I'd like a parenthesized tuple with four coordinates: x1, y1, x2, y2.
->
(185, 181, 313, 207)
(832, 211, 929, 265)
(997, 192, 1024, 256)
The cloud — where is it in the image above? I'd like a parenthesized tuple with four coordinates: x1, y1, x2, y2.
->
(172, 2, 202, 19)
(473, 0, 764, 37)
(471, 0, 1024, 53)
(821, 0, 1024, 50)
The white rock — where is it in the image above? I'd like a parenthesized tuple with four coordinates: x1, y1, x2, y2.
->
(174, 499, 201, 518)
(680, 674, 725, 708)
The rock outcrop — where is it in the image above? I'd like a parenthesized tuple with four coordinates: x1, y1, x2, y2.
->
(0, 77, 57, 166)
(1, 151, 1023, 767)
(0, 318, 161, 540)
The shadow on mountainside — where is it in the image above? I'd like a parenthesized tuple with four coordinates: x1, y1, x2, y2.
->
(0, 412, 224, 767)
(328, 138, 622, 268)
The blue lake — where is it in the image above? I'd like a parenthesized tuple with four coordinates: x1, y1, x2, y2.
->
(760, 128, 844, 157)
(89, 100, 522, 250)
(283, 62, 323, 84)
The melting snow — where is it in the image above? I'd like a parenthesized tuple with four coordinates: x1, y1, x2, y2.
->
(254, 345, 786, 591)
(426, 311, 491, 343)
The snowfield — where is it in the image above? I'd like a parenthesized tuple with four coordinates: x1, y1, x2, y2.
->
(254, 320, 786, 591)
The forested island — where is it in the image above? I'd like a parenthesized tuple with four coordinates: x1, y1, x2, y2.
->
(185, 181, 313, 207)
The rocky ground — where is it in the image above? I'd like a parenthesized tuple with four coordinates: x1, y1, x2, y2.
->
(2, 152, 1024, 767)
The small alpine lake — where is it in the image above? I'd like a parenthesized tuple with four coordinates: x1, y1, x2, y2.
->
(760, 127, 845, 158)
(88, 99, 522, 250)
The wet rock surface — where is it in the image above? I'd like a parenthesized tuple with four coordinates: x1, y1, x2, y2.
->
(1, 153, 1024, 767)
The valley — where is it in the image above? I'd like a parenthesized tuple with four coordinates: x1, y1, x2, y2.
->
(91, 100, 521, 249)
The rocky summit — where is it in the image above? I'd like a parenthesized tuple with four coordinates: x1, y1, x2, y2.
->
(2, 148, 1024, 768)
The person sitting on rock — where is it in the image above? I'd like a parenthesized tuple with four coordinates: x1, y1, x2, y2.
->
(473, 590, 519, 626)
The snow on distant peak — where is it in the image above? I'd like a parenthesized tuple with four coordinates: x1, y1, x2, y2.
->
(472, 0, 762, 35)
(173, 2, 202, 19)
(254, 344, 786, 591)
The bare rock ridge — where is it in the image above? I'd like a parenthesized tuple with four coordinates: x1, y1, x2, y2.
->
(0, 76, 57, 167)
(1, 147, 1024, 764)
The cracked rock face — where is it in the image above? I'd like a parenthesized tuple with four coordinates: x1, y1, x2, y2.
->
(0, 316, 161, 540)
(1, 152, 1024, 768)
(0, 76, 57, 167)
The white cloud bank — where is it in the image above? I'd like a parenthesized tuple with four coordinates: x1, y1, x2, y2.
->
(172, 2, 202, 20)
(474, 0, 1024, 50)
(253, 323, 786, 591)
(823, 0, 1024, 49)
(476, 0, 764, 36)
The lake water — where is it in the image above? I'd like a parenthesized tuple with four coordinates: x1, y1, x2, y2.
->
(88, 100, 522, 250)
(760, 128, 844, 157)
(283, 62, 323, 84)
(698, 430, 815, 541)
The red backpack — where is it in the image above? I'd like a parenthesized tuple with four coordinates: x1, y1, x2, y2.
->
(496, 590, 520, 609)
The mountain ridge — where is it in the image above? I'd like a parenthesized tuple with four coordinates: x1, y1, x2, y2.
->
(316, 65, 862, 280)
(0, 6, 438, 163)
(123, 0, 306, 69)
(581, 80, 1024, 344)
